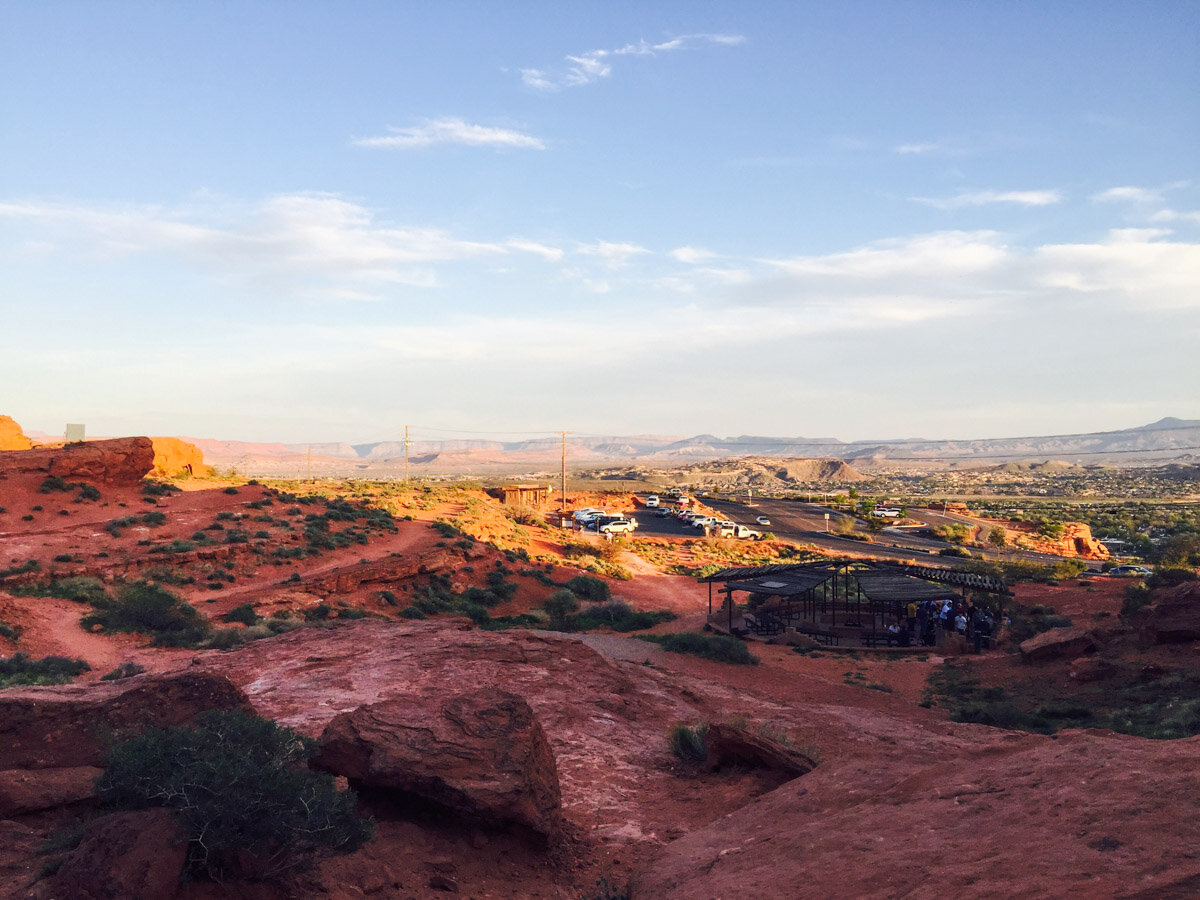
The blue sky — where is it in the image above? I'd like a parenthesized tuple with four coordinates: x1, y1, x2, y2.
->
(2, 2, 1198, 445)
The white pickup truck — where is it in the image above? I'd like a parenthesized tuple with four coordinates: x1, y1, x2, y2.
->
(714, 521, 762, 540)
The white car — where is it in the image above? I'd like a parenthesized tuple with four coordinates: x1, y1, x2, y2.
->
(756, 516, 771, 526)
(600, 517, 638, 534)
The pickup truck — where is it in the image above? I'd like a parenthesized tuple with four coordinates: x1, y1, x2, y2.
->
(715, 522, 762, 540)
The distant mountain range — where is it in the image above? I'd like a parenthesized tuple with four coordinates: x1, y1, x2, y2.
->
(187, 418, 1200, 477)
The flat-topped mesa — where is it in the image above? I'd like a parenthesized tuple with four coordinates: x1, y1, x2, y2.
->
(0, 436, 155, 486)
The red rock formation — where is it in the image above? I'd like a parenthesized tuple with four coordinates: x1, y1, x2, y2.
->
(1019, 625, 1097, 662)
(0, 436, 154, 487)
(0, 765, 102, 817)
(702, 723, 816, 778)
(0, 415, 32, 451)
(34, 808, 186, 900)
(0, 669, 251, 769)
(150, 436, 212, 478)
(314, 687, 563, 840)
(1136, 580, 1200, 644)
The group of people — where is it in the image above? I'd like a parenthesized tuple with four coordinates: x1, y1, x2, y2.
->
(885, 598, 995, 652)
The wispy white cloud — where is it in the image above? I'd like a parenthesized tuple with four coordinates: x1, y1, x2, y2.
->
(520, 33, 743, 91)
(353, 117, 545, 150)
(1092, 185, 1162, 205)
(576, 240, 649, 267)
(0, 193, 563, 300)
(671, 245, 717, 264)
(915, 190, 1063, 211)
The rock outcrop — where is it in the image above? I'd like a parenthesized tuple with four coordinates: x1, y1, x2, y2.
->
(0, 415, 32, 451)
(150, 436, 212, 478)
(1019, 626, 1097, 662)
(0, 670, 251, 770)
(1136, 581, 1200, 644)
(702, 723, 817, 778)
(34, 808, 186, 900)
(314, 687, 563, 840)
(0, 436, 154, 487)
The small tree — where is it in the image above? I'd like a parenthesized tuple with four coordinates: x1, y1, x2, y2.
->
(988, 527, 1008, 548)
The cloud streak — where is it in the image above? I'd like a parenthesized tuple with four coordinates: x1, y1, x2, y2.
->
(520, 33, 743, 91)
(353, 117, 545, 150)
(915, 190, 1063, 211)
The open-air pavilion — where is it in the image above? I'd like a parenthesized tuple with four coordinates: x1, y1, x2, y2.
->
(699, 560, 1009, 646)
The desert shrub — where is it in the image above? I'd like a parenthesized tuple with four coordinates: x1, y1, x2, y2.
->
(303, 604, 334, 622)
(223, 486, 239, 495)
(0, 559, 40, 579)
(430, 520, 463, 538)
(40, 475, 71, 493)
(222, 604, 260, 626)
(639, 632, 759, 665)
(0, 620, 22, 642)
(668, 723, 708, 762)
(81, 581, 209, 647)
(101, 661, 146, 681)
(52, 576, 110, 604)
(1120, 582, 1153, 620)
(0, 653, 90, 688)
(939, 546, 971, 558)
(76, 483, 101, 501)
(141, 480, 180, 497)
(543, 589, 581, 630)
(94, 709, 373, 879)
(399, 606, 427, 620)
(564, 575, 611, 603)
(569, 601, 677, 633)
(206, 628, 249, 650)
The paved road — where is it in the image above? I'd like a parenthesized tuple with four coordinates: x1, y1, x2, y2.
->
(633, 495, 1089, 570)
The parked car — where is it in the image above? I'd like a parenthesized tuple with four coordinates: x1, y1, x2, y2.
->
(654, 507, 671, 518)
(756, 516, 771, 526)
(1108, 565, 1153, 577)
(645, 495, 659, 508)
(600, 517, 638, 535)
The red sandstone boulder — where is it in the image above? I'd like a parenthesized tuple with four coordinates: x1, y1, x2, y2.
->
(0, 436, 154, 487)
(1136, 581, 1200, 644)
(0, 670, 251, 770)
(34, 808, 186, 900)
(0, 415, 32, 451)
(1019, 626, 1097, 662)
(0, 765, 102, 817)
(150, 436, 213, 478)
(1068, 657, 1117, 683)
(702, 723, 817, 778)
(314, 687, 563, 840)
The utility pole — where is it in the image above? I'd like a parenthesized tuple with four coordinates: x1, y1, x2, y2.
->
(403, 425, 410, 483)
(306, 446, 311, 482)
(560, 431, 567, 527)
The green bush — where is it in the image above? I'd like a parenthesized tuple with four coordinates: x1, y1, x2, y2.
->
(95, 709, 373, 879)
(543, 589, 580, 630)
(0, 653, 90, 688)
(668, 723, 708, 762)
(568, 600, 676, 633)
(564, 575, 611, 603)
(81, 582, 209, 646)
(639, 632, 759, 665)
(222, 604, 260, 626)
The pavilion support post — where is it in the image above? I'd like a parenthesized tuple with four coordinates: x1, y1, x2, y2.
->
(708, 581, 712, 617)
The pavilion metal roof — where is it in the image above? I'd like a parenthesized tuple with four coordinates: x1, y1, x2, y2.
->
(721, 568, 836, 597)
(853, 570, 960, 603)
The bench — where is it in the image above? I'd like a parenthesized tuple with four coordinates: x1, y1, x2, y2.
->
(861, 631, 901, 648)
(797, 627, 839, 646)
